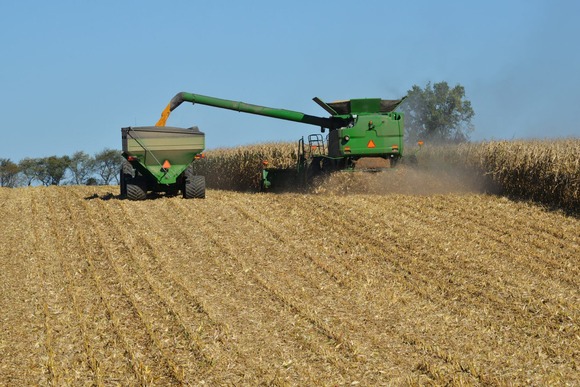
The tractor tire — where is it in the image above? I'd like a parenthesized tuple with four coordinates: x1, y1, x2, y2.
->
(126, 179, 147, 200)
(120, 159, 134, 197)
(120, 170, 127, 197)
(184, 175, 205, 199)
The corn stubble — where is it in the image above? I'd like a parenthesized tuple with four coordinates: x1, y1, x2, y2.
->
(0, 138, 578, 385)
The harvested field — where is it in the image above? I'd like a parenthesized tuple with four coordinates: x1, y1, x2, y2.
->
(0, 185, 578, 385)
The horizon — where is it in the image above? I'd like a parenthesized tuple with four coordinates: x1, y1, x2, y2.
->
(1, 0, 578, 162)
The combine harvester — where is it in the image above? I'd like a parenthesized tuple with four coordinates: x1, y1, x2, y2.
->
(121, 91, 416, 199)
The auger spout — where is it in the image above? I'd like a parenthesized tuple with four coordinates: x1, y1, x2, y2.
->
(156, 91, 349, 129)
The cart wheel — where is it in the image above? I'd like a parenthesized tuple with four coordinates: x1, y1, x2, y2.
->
(120, 159, 135, 197)
(183, 169, 205, 199)
(120, 169, 127, 197)
(126, 176, 147, 200)
(126, 183, 146, 200)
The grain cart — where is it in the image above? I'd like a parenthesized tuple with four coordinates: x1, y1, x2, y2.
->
(155, 92, 409, 190)
(120, 126, 206, 200)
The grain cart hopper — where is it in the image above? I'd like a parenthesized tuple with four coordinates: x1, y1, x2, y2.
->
(120, 126, 206, 200)
(155, 91, 408, 190)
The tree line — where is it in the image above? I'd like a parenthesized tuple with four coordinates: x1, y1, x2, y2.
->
(0, 149, 123, 188)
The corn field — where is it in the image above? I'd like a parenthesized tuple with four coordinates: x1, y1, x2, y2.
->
(193, 138, 579, 212)
(189, 142, 297, 191)
(415, 138, 580, 212)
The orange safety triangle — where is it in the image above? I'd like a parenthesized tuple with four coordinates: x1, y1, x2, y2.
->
(162, 160, 171, 169)
(367, 140, 376, 148)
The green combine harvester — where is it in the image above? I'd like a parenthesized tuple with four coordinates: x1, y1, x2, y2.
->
(121, 91, 411, 199)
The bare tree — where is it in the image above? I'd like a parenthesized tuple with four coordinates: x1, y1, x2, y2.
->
(19, 158, 41, 186)
(68, 151, 95, 185)
(0, 158, 20, 187)
(94, 148, 123, 185)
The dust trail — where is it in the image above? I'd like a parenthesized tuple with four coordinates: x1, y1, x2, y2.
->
(312, 165, 497, 196)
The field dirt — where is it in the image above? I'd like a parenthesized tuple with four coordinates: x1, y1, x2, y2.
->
(0, 185, 578, 385)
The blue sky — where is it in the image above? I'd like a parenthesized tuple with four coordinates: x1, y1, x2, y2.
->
(1, 0, 579, 161)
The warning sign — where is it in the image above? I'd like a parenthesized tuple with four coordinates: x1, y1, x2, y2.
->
(367, 140, 376, 148)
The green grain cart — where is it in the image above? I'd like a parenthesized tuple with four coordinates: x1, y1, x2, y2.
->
(120, 126, 206, 200)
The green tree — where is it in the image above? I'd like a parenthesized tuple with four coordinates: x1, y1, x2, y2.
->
(68, 151, 95, 185)
(40, 156, 70, 186)
(34, 159, 52, 186)
(0, 158, 20, 187)
(399, 81, 475, 143)
(94, 148, 122, 185)
(19, 158, 42, 186)
(86, 177, 98, 186)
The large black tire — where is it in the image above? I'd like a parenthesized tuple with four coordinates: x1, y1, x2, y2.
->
(183, 172, 206, 199)
(126, 181, 147, 200)
(120, 170, 127, 197)
(120, 159, 134, 197)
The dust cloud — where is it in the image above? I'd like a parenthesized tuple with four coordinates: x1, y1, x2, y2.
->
(311, 164, 498, 196)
